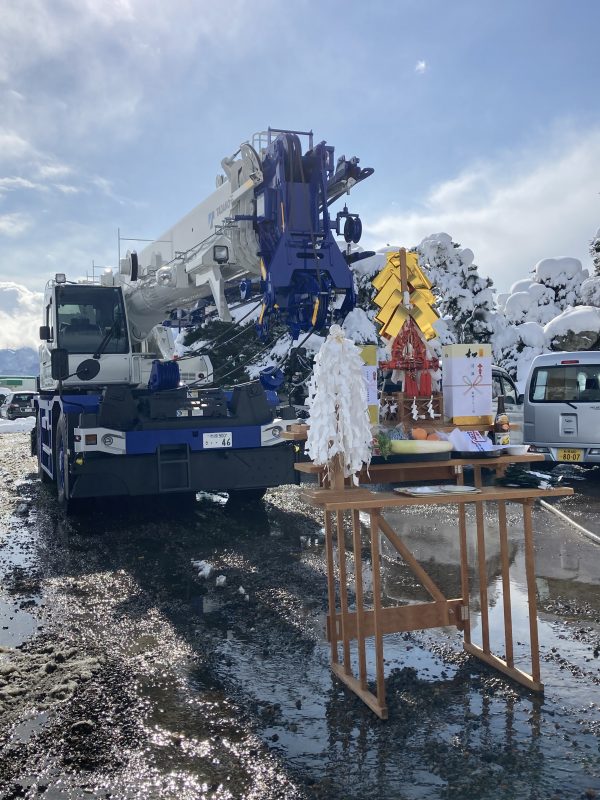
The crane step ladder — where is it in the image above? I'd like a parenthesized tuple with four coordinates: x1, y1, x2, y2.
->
(157, 443, 192, 492)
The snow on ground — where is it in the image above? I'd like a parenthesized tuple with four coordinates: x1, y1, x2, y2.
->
(0, 415, 35, 434)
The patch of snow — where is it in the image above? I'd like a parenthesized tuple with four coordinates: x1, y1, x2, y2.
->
(230, 300, 262, 324)
(517, 321, 547, 349)
(191, 559, 213, 579)
(496, 292, 509, 311)
(509, 278, 534, 294)
(0, 415, 35, 434)
(504, 291, 532, 323)
(534, 256, 587, 286)
(215, 575, 226, 587)
(342, 308, 377, 344)
(580, 276, 600, 307)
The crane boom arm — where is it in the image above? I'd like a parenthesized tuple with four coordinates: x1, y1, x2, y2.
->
(116, 128, 373, 341)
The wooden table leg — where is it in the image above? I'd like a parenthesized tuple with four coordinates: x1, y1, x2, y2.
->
(370, 511, 387, 716)
(497, 500, 514, 667)
(324, 510, 338, 665)
(522, 499, 541, 684)
(336, 509, 352, 675)
(352, 509, 368, 690)
(455, 464, 472, 644)
(475, 500, 490, 654)
(458, 503, 471, 645)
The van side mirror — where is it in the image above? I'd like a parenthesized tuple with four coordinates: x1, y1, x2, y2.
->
(517, 393, 524, 405)
(39, 325, 51, 341)
(50, 348, 70, 381)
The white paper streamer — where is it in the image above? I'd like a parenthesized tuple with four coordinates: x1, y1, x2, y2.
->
(305, 325, 373, 484)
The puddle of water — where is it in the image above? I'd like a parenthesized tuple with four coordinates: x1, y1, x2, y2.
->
(11, 710, 50, 743)
(195, 499, 600, 798)
(0, 594, 39, 647)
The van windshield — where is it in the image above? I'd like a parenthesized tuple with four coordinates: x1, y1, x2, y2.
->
(530, 365, 600, 403)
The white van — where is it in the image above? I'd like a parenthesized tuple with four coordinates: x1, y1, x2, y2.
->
(523, 351, 600, 464)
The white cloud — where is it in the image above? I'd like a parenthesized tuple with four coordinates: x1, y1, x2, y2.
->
(53, 184, 81, 195)
(0, 212, 32, 236)
(0, 282, 43, 349)
(0, 222, 117, 289)
(36, 162, 73, 180)
(415, 60, 427, 74)
(365, 128, 600, 291)
(0, 177, 44, 192)
(0, 129, 35, 161)
(0, 0, 260, 150)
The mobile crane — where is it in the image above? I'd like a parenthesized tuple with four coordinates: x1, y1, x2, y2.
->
(34, 127, 373, 510)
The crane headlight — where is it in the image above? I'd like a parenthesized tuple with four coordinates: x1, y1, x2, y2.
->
(157, 266, 176, 287)
(213, 245, 229, 264)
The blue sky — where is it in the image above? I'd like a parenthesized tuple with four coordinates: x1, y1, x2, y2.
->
(1, 0, 600, 346)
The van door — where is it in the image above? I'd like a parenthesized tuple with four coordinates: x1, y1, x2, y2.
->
(492, 371, 523, 443)
(528, 364, 600, 448)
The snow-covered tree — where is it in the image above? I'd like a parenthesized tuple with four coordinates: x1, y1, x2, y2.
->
(503, 279, 558, 325)
(490, 314, 547, 390)
(416, 233, 495, 343)
(532, 257, 589, 309)
(590, 227, 600, 277)
(579, 275, 600, 308)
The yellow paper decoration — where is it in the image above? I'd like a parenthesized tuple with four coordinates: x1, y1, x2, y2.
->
(372, 250, 439, 340)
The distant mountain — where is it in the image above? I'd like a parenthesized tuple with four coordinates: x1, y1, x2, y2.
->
(0, 348, 39, 376)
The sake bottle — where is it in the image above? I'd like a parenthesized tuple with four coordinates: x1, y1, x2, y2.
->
(494, 395, 511, 446)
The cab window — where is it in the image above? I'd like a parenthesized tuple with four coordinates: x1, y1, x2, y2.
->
(56, 285, 128, 355)
(501, 377, 518, 404)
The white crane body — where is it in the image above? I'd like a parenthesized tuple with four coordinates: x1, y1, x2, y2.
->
(34, 127, 373, 509)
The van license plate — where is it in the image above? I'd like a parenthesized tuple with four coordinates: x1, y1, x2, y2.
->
(557, 448, 582, 462)
(203, 432, 232, 449)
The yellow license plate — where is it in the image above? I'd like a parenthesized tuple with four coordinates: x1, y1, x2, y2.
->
(557, 448, 583, 462)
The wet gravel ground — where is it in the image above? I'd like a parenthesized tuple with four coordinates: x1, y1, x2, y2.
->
(0, 432, 599, 800)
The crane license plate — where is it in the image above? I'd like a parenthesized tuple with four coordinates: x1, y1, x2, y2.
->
(557, 448, 582, 462)
(203, 432, 232, 449)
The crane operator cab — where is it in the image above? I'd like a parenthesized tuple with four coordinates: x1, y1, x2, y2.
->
(39, 279, 132, 390)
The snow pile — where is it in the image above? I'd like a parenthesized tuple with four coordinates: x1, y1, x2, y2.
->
(0, 415, 36, 434)
(544, 306, 600, 350)
(305, 325, 372, 481)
